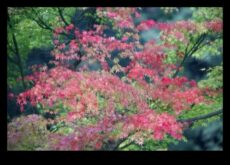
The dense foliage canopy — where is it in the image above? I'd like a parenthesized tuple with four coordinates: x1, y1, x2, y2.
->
(7, 7, 223, 151)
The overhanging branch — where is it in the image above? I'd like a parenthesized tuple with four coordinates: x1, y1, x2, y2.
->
(177, 109, 223, 123)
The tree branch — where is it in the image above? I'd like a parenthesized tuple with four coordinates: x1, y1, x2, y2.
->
(177, 109, 223, 123)
(172, 33, 207, 78)
(8, 42, 17, 55)
(31, 17, 48, 29)
(30, 8, 69, 39)
(7, 10, 26, 89)
(186, 33, 206, 57)
(57, 7, 69, 26)
(196, 34, 222, 52)
(31, 8, 53, 31)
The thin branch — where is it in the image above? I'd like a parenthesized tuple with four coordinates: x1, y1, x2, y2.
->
(57, 7, 69, 26)
(31, 18, 48, 29)
(8, 43, 17, 55)
(7, 11, 26, 89)
(184, 41, 190, 55)
(31, 8, 53, 31)
(177, 109, 223, 123)
(196, 34, 222, 52)
(172, 33, 207, 78)
(37, 17, 53, 31)
(186, 33, 206, 57)
(30, 9, 69, 39)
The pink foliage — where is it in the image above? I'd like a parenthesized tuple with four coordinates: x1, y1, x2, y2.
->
(106, 12, 118, 19)
(206, 20, 223, 32)
(65, 24, 74, 33)
(137, 20, 156, 31)
(124, 110, 183, 140)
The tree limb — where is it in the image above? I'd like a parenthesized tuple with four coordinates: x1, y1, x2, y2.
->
(177, 109, 223, 123)
(196, 34, 222, 52)
(31, 8, 53, 31)
(31, 17, 48, 30)
(7, 10, 26, 89)
(30, 8, 70, 39)
(8, 42, 17, 55)
(172, 32, 222, 78)
(57, 7, 69, 26)
(172, 33, 207, 78)
(186, 33, 207, 57)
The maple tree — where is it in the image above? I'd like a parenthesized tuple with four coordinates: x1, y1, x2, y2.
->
(8, 7, 223, 150)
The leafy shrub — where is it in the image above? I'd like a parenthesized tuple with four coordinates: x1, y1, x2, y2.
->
(7, 114, 50, 150)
